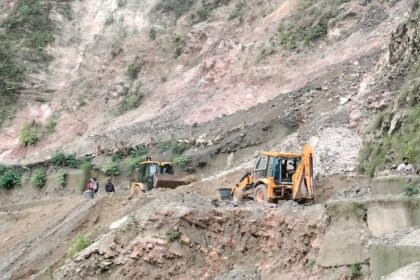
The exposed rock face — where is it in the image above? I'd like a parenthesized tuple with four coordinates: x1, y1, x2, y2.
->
(54, 193, 325, 279)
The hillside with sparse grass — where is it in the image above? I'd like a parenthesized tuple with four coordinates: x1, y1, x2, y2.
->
(0, 0, 417, 179)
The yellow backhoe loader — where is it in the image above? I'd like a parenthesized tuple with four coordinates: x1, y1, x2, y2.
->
(231, 144, 314, 203)
(130, 158, 192, 192)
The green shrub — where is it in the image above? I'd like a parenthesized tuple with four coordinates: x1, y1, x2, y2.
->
(405, 184, 419, 197)
(127, 57, 144, 80)
(111, 153, 124, 162)
(45, 119, 57, 133)
(153, 0, 195, 20)
(165, 229, 181, 241)
(102, 163, 119, 177)
(276, 0, 348, 50)
(172, 143, 188, 155)
(126, 94, 140, 109)
(172, 34, 185, 58)
(19, 123, 40, 146)
(133, 145, 148, 157)
(31, 169, 47, 188)
(349, 263, 362, 278)
(51, 152, 80, 168)
(158, 141, 171, 153)
(128, 157, 145, 172)
(190, 7, 211, 24)
(0, 166, 21, 190)
(173, 156, 191, 165)
(56, 171, 67, 188)
(67, 235, 93, 258)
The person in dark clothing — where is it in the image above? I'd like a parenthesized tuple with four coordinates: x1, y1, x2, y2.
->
(92, 178, 99, 198)
(105, 178, 115, 196)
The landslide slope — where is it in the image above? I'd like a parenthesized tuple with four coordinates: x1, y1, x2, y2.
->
(0, 0, 414, 177)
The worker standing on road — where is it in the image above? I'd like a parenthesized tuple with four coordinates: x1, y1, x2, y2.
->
(397, 157, 415, 174)
(84, 179, 94, 199)
(105, 178, 115, 196)
(91, 178, 99, 198)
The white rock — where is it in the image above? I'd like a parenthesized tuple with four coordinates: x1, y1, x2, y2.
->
(110, 216, 128, 230)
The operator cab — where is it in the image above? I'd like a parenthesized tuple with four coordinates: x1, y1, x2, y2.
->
(137, 161, 174, 183)
(253, 154, 301, 184)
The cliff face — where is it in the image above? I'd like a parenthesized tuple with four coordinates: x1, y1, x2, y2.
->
(357, 0, 419, 176)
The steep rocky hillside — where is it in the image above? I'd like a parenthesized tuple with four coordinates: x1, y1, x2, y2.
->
(0, 0, 415, 178)
(357, 1, 419, 176)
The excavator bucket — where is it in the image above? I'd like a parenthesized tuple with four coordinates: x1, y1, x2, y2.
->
(153, 174, 192, 189)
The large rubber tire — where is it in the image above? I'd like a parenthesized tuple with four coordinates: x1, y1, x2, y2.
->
(254, 184, 268, 203)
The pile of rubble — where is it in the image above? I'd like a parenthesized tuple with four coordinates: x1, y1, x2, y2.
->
(54, 192, 326, 279)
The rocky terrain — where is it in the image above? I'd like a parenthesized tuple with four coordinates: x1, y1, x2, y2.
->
(0, 0, 419, 279)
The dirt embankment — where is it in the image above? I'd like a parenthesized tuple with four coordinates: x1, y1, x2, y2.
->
(53, 192, 330, 280)
(0, 195, 141, 280)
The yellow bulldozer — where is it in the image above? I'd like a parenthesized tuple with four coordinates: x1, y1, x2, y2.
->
(130, 158, 192, 192)
(231, 144, 314, 203)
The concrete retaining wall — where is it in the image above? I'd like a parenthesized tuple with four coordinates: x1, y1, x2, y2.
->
(370, 244, 420, 279)
(371, 176, 420, 196)
(367, 198, 420, 237)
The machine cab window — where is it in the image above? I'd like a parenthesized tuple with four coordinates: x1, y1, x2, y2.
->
(255, 156, 268, 170)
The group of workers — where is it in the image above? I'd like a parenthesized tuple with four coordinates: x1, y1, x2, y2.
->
(84, 177, 115, 199)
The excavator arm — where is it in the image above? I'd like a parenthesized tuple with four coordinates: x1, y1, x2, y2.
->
(291, 144, 314, 200)
(231, 172, 254, 196)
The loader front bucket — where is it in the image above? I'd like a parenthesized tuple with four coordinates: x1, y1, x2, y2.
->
(153, 174, 192, 189)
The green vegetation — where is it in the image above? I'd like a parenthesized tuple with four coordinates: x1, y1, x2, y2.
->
(133, 145, 148, 157)
(128, 157, 145, 172)
(126, 94, 141, 109)
(0, 165, 21, 190)
(153, 0, 195, 20)
(19, 122, 40, 146)
(158, 141, 172, 153)
(358, 59, 420, 176)
(45, 119, 57, 133)
(18, 120, 59, 146)
(172, 34, 185, 58)
(0, 0, 70, 125)
(277, 0, 350, 50)
(56, 171, 67, 188)
(190, 7, 212, 24)
(67, 235, 93, 258)
(405, 183, 419, 197)
(172, 143, 188, 155)
(111, 153, 124, 162)
(173, 156, 191, 165)
(229, 0, 245, 20)
(127, 56, 144, 80)
(349, 263, 362, 278)
(165, 229, 181, 241)
(51, 152, 80, 168)
(31, 169, 47, 188)
(102, 163, 120, 177)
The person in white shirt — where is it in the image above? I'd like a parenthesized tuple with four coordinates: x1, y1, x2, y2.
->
(397, 157, 415, 174)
